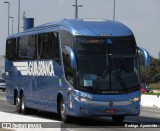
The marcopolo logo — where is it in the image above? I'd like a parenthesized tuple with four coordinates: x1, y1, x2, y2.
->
(13, 61, 55, 76)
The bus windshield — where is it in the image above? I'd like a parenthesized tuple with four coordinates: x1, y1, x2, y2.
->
(75, 37, 140, 93)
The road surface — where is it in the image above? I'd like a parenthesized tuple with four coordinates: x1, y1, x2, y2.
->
(0, 91, 160, 131)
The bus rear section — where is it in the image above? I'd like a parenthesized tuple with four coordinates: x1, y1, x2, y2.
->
(4, 32, 64, 113)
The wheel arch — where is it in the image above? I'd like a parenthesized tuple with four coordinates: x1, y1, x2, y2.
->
(57, 93, 62, 113)
(14, 89, 18, 105)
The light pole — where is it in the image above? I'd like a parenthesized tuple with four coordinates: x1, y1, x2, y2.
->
(18, 0, 20, 33)
(9, 16, 14, 34)
(75, 0, 78, 19)
(113, 0, 115, 21)
(4, 1, 10, 35)
(73, 0, 83, 19)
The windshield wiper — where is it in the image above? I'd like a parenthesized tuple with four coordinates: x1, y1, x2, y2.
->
(114, 71, 128, 91)
(94, 66, 109, 88)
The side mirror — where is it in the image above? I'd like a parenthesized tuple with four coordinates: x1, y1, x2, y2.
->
(138, 47, 150, 67)
(65, 46, 77, 69)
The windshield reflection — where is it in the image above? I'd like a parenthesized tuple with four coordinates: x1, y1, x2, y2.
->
(74, 37, 140, 93)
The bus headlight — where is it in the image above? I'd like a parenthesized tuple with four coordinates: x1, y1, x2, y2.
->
(130, 97, 140, 102)
(73, 94, 92, 104)
(79, 97, 92, 104)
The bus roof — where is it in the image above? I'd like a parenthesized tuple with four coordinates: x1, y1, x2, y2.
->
(8, 19, 133, 39)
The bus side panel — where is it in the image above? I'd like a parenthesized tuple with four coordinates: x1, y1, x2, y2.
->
(5, 60, 15, 105)
(23, 60, 65, 113)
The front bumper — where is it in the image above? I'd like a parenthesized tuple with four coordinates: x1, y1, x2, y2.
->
(67, 98, 140, 117)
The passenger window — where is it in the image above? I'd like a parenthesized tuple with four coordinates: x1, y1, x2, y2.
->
(6, 38, 18, 60)
(19, 36, 36, 60)
(37, 32, 60, 64)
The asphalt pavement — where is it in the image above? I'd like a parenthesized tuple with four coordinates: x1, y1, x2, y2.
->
(0, 91, 160, 131)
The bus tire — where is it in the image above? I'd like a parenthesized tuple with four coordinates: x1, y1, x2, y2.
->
(16, 94, 21, 113)
(112, 116, 125, 124)
(59, 98, 70, 123)
(21, 93, 29, 114)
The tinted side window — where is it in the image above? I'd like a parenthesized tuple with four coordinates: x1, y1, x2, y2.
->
(6, 32, 60, 62)
(6, 38, 18, 60)
(37, 32, 60, 64)
(19, 35, 36, 60)
(63, 48, 74, 86)
(60, 31, 75, 85)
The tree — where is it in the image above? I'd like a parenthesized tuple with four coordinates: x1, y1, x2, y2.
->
(141, 57, 160, 84)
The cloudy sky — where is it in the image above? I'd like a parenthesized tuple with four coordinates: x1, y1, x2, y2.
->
(0, 0, 160, 58)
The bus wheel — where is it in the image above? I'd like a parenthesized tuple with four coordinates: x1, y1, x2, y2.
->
(112, 116, 125, 124)
(21, 93, 28, 114)
(16, 94, 21, 113)
(59, 98, 70, 123)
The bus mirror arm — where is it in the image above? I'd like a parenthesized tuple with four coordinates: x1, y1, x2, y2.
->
(138, 47, 150, 67)
(65, 46, 77, 69)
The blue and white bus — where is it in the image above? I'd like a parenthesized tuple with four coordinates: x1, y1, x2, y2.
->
(4, 19, 150, 123)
